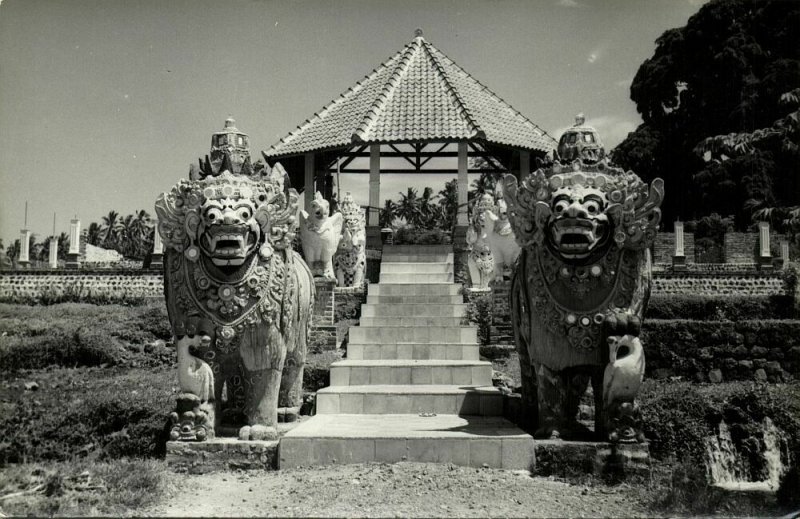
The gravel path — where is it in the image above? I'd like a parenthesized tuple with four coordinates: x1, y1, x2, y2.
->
(145, 462, 650, 518)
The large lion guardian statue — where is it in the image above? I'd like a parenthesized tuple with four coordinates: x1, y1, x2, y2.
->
(155, 158, 314, 441)
(503, 159, 663, 443)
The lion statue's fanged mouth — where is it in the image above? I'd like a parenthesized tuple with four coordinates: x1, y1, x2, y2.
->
(201, 225, 259, 267)
(549, 218, 608, 259)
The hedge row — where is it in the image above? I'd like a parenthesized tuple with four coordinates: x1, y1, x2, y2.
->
(646, 294, 797, 320)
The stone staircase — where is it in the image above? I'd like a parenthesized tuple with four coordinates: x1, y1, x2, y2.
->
(279, 245, 535, 470)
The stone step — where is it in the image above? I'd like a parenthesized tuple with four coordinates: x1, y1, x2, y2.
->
(382, 245, 453, 255)
(279, 414, 535, 470)
(347, 343, 480, 361)
(365, 294, 463, 305)
(367, 283, 461, 296)
(380, 262, 454, 274)
(379, 272, 455, 284)
(315, 385, 504, 415)
(359, 316, 464, 327)
(361, 303, 467, 318)
(330, 360, 493, 386)
(380, 254, 454, 263)
(349, 325, 476, 344)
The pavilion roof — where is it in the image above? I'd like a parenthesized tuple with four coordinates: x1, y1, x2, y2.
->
(264, 31, 557, 158)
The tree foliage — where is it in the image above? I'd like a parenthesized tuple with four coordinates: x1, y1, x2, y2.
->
(613, 0, 800, 230)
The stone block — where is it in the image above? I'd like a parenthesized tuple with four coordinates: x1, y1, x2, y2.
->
(339, 393, 364, 413)
(469, 439, 502, 468)
(709, 369, 724, 383)
(754, 368, 768, 382)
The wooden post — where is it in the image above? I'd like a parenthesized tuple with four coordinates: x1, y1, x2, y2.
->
(519, 150, 530, 180)
(457, 142, 469, 227)
(304, 153, 315, 210)
(366, 144, 382, 251)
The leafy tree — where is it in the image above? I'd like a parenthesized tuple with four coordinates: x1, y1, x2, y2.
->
(437, 179, 459, 231)
(397, 188, 422, 227)
(86, 222, 103, 246)
(613, 0, 800, 229)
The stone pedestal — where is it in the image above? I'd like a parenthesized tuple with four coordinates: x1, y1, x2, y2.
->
(672, 221, 687, 271)
(17, 229, 30, 269)
(150, 222, 164, 270)
(48, 237, 58, 269)
(366, 225, 382, 251)
(779, 241, 790, 269)
(453, 225, 470, 285)
(534, 440, 650, 479)
(312, 278, 337, 351)
(758, 221, 773, 270)
(66, 219, 81, 269)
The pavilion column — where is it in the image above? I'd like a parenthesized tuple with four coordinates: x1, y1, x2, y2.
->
(519, 150, 530, 180)
(453, 142, 470, 284)
(366, 144, 382, 250)
(304, 153, 315, 210)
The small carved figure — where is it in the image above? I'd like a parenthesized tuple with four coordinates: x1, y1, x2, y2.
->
(466, 193, 497, 290)
(482, 190, 521, 280)
(504, 148, 663, 442)
(557, 113, 605, 164)
(156, 157, 314, 441)
(333, 192, 366, 287)
(300, 192, 344, 280)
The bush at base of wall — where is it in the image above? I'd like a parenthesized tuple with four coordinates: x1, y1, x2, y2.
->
(647, 294, 797, 320)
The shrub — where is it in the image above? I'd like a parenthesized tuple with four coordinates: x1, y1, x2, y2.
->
(393, 227, 451, 245)
(465, 294, 493, 346)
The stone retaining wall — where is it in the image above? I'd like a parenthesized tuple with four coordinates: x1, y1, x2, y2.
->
(0, 269, 163, 301)
(652, 232, 696, 265)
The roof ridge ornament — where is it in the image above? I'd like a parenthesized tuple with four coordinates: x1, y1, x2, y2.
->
(414, 28, 424, 39)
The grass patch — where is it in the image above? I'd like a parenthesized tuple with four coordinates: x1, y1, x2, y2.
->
(0, 458, 169, 517)
(0, 367, 174, 463)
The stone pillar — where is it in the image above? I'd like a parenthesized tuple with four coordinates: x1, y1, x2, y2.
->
(48, 236, 58, 269)
(519, 150, 530, 181)
(304, 153, 315, 211)
(758, 221, 772, 270)
(66, 219, 81, 269)
(18, 229, 31, 268)
(453, 141, 470, 285)
(151, 221, 164, 269)
(672, 221, 686, 271)
(366, 144, 382, 250)
(779, 241, 790, 269)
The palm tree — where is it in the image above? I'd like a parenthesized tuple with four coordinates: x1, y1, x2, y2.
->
(438, 179, 459, 231)
(469, 172, 500, 201)
(379, 199, 399, 228)
(101, 211, 120, 249)
(417, 187, 439, 229)
(86, 222, 103, 246)
(397, 188, 422, 227)
(131, 209, 153, 258)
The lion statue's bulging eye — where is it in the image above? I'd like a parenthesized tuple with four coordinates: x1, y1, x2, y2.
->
(554, 200, 570, 215)
(205, 208, 222, 222)
(585, 200, 600, 214)
(238, 208, 251, 220)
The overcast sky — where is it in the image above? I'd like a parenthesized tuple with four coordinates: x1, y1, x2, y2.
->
(0, 0, 706, 244)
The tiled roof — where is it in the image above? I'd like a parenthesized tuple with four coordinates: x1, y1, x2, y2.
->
(265, 33, 557, 158)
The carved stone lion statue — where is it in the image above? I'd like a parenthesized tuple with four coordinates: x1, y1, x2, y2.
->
(155, 161, 314, 441)
(300, 192, 344, 281)
(333, 192, 366, 288)
(483, 191, 521, 280)
(503, 159, 663, 442)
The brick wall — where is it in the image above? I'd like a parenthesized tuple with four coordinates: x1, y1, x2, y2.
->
(725, 232, 758, 264)
(0, 269, 163, 302)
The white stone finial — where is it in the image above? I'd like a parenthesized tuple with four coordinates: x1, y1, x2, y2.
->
(575, 113, 586, 126)
(414, 28, 424, 38)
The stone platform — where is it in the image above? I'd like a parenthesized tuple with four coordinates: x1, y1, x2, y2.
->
(279, 414, 535, 470)
(534, 440, 651, 478)
(166, 421, 303, 473)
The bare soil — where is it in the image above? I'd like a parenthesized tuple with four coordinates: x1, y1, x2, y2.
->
(144, 462, 650, 518)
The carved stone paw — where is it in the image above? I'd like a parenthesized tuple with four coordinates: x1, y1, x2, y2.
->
(603, 312, 641, 336)
(278, 406, 301, 423)
(238, 424, 278, 441)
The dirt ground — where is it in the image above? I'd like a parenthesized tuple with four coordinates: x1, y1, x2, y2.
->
(143, 462, 649, 518)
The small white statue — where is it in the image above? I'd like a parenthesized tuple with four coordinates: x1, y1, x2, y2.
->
(603, 335, 646, 443)
(466, 193, 497, 290)
(334, 192, 366, 287)
(300, 192, 344, 280)
(482, 191, 521, 280)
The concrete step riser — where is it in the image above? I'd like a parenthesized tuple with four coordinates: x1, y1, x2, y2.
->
(382, 245, 453, 254)
(316, 391, 504, 416)
(381, 254, 454, 263)
(360, 316, 465, 327)
(349, 326, 477, 344)
(379, 273, 455, 283)
(330, 364, 492, 386)
(347, 343, 479, 361)
(361, 304, 466, 318)
(368, 284, 461, 296)
(279, 435, 534, 470)
(380, 263, 454, 274)
(366, 295, 463, 304)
